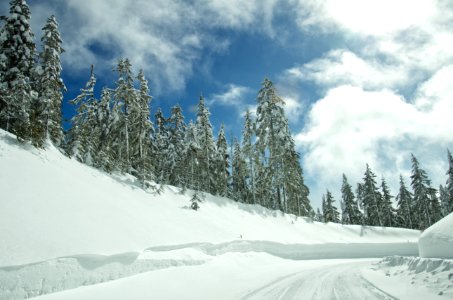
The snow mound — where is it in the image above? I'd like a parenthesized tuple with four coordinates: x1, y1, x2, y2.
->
(419, 212, 453, 259)
(363, 256, 453, 299)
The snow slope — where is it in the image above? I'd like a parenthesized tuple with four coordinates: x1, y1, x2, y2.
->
(419, 212, 453, 258)
(0, 129, 422, 299)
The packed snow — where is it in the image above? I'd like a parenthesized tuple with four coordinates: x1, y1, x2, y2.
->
(419, 212, 453, 259)
(1, 129, 451, 300)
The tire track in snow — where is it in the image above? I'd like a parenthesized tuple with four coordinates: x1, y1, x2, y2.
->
(240, 260, 397, 300)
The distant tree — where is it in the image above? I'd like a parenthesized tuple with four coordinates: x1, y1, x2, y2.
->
(232, 139, 248, 202)
(439, 184, 449, 217)
(341, 174, 362, 225)
(380, 177, 395, 227)
(241, 110, 257, 204)
(153, 108, 169, 183)
(214, 124, 229, 196)
(395, 175, 414, 229)
(323, 190, 340, 223)
(190, 191, 202, 210)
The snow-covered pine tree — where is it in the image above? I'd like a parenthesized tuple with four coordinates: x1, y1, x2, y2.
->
(0, 0, 36, 140)
(195, 95, 216, 194)
(341, 174, 362, 225)
(167, 104, 186, 187)
(241, 109, 257, 205)
(153, 108, 169, 184)
(214, 124, 229, 196)
(190, 191, 202, 210)
(445, 149, 453, 214)
(31, 15, 65, 147)
(360, 164, 383, 226)
(112, 58, 135, 173)
(315, 208, 324, 222)
(232, 139, 248, 202)
(130, 69, 153, 185)
(180, 120, 201, 191)
(65, 65, 97, 163)
(410, 154, 442, 229)
(395, 175, 414, 229)
(380, 177, 395, 227)
(254, 78, 311, 215)
(94, 87, 115, 172)
(323, 190, 340, 223)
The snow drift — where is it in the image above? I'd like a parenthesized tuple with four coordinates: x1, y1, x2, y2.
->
(418, 212, 453, 259)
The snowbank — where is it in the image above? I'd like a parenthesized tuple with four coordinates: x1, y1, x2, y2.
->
(363, 256, 453, 299)
(0, 129, 420, 267)
(418, 212, 453, 258)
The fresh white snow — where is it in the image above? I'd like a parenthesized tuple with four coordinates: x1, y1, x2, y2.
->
(1, 129, 451, 300)
(419, 212, 453, 259)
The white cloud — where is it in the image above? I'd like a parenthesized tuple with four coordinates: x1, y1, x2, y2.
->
(27, 0, 281, 95)
(207, 84, 253, 109)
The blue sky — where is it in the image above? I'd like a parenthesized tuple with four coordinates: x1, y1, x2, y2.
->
(2, 0, 453, 209)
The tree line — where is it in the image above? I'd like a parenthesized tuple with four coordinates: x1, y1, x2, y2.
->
(0, 0, 312, 216)
(317, 152, 453, 230)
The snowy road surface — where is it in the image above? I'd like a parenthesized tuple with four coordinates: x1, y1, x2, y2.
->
(32, 255, 402, 300)
(240, 260, 394, 300)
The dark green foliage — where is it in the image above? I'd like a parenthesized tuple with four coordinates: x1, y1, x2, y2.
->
(396, 175, 414, 229)
(341, 174, 362, 225)
(322, 190, 340, 223)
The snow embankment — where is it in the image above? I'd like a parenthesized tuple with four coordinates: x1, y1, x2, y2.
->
(363, 256, 453, 299)
(418, 212, 453, 259)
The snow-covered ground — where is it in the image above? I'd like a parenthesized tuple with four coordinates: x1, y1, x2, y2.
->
(1, 129, 450, 300)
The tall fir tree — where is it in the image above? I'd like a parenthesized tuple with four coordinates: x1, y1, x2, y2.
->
(195, 96, 216, 194)
(0, 0, 36, 140)
(254, 78, 311, 215)
(241, 109, 257, 204)
(153, 108, 169, 184)
(167, 104, 186, 187)
(214, 124, 229, 196)
(31, 15, 65, 147)
(341, 174, 362, 225)
(395, 175, 414, 229)
(410, 154, 442, 229)
(232, 139, 248, 202)
(360, 164, 383, 226)
(380, 177, 395, 227)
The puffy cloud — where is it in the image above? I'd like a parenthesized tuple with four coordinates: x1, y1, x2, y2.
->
(27, 0, 281, 95)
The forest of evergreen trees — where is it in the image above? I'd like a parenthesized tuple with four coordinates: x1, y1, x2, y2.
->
(1, 0, 452, 229)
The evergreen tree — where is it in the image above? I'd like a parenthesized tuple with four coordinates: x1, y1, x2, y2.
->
(439, 185, 449, 217)
(214, 124, 229, 196)
(254, 78, 311, 215)
(323, 190, 340, 223)
(444, 149, 453, 214)
(190, 191, 202, 210)
(195, 96, 216, 193)
(153, 108, 169, 183)
(410, 154, 442, 229)
(241, 109, 257, 204)
(65, 65, 97, 163)
(396, 175, 414, 228)
(360, 164, 382, 226)
(94, 87, 114, 172)
(315, 208, 323, 222)
(167, 104, 186, 187)
(341, 174, 362, 225)
(380, 177, 395, 227)
(31, 15, 65, 147)
(0, 0, 36, 140)
(232, 139, 248, 202)
(112, 58, 135, 172)
(180, 120, 201, 191)
(130, 69, 153, 185)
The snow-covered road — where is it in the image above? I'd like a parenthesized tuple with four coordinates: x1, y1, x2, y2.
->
(241, 260, 394, 300)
